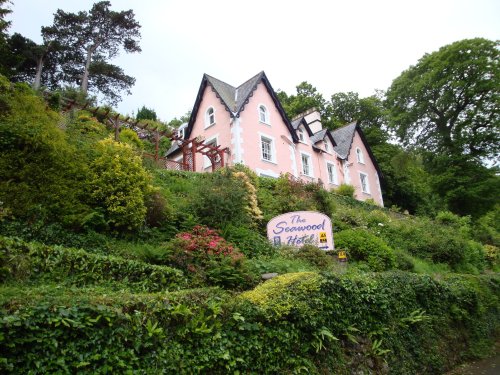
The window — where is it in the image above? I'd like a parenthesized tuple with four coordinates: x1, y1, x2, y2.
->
(298, 127, 305, 142)
(360, 172, 370, 194)
(356, 147, 365, 164)
(204, 137, 218, 168)
(301, 153, 312, 176)
(324, 139, 329, 152)
(205, 107, 215, 127)
(177, 124, 186, 139)
(259, 105, 269, 124)
(261, 136, 273, 162)
(327, 162, 337, 184)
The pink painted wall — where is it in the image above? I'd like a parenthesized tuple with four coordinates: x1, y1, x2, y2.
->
(189, 85, 232, 172)
(236, 83, 295, 178)
(346, 130, 384, 206)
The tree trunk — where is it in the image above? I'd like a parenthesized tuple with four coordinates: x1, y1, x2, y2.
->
(33, 56, 44, 90)
(80, 47, 93, 94)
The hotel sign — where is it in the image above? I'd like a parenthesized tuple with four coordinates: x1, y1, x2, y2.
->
(267, 211, 334, 251)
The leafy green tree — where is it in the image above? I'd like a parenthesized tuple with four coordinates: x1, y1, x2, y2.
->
(329, 90, 389, 144)
(136, 105, 157, 121)
(386, 38, 499, 160)
(426, 154, 499, 218)
(0, 0, 11, 76)
(42, 1, 141, 104)
(4, 33, 64, 89)
(277, 82, 333, 127)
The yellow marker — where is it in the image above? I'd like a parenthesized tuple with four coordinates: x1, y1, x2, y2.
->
(338, 251, 347, 259)
(319, 232, 327, 243)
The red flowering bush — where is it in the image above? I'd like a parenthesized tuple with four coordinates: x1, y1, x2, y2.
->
(164, 225, 255, 289)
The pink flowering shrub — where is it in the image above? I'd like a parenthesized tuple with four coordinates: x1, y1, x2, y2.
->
(165, 225, 255, 289)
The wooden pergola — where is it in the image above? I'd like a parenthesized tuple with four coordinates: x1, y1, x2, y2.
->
(60, 97, 229, 172)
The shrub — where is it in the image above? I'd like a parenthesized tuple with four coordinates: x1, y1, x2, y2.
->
(334, 228, 396, 271)
(88, 138, 156, 231)
(0, 79, 91, 226)
(0, 236, 184, 291)
(221, 224, 276, 258)
(335, 184, 355, 198)
(161, 225, 255, 289)
(281, 244, 334, 271)
(191, 169, 252, 229)
(239, 272, 324, 319)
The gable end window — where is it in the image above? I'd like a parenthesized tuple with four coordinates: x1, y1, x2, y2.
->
(259, 105, 270, 124)
(359, 172, 370, 194)
(205, 107, 215, 128)
(324, 139, 329, 152)
(356, 147, 365, 164)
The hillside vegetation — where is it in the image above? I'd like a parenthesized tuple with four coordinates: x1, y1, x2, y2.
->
(1, 79, 499, 373)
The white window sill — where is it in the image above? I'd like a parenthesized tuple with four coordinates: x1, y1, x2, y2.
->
(204, 122, 216, 129)
(301, 173, 314, 179)
(262, 158, 277, 165)
(259, 120, 271, 126)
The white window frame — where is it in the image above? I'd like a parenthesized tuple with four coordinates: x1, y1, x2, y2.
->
(205, 107, 216, 128)
(259, 133, 276, 163)
(298, 127, 305, 142)
(324, 139, 330, 153)
(359, 172, 370, 194)
(203, 135, 218, 168)
(300, 152, 314, 177)
(177, 124, 187, 139)
(326, 161, 338, 185)
(258, 104, 270, 125)
(356, 147, 365, 164)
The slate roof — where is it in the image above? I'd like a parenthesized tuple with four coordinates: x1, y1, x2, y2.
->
(330, 122, 383, 177)
(184, 71, 298, 142)
(310, 129, 328, 144)
(331, 122, 357, 159)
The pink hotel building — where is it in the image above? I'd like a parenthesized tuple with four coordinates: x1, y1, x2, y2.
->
(167, 71, 384, 206)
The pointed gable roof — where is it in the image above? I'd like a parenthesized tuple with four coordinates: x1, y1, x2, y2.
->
(330, 122, 382, 177)
(185, 71, 298, 141)
(331, 122, 357, 159)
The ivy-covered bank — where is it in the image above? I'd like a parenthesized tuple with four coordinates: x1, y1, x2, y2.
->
(1, 239, 499, 374)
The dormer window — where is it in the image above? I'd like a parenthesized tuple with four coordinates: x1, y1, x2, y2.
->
(356, 147, 364, 164)
(324, 139, 329, 152)
(205, 107, 215, 128)
(177, 124, 187, 139)
(259, 105, 269, 124)
(298, 127, 305, 142)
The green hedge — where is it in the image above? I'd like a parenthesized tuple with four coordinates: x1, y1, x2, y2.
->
(0, 236, 185, 292)
(1, 270, 499, 374)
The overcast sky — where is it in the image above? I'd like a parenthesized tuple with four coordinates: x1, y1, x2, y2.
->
(9, 0, 500, 122)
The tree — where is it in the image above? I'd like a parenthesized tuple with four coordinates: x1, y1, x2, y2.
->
(5, 33, 64, 89)
(386, 38, 499, 161)
(0, 0, 11, 77)
(42, 1, 141, 104)
(329, 90, 389, 145)
(277, 82, 333, 127)
(136, 105, 157, 121)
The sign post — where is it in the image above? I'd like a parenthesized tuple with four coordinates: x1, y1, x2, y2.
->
(267, 211, 334, 251)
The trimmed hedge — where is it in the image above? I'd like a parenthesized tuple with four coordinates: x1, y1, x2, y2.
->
(1, 270, 499, 374)
(0, 236, 185, 292)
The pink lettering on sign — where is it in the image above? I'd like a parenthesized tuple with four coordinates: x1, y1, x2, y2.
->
(267, 211, 334, 251)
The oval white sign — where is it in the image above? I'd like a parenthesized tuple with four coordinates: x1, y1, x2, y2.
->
(267, 211, 334, 251)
